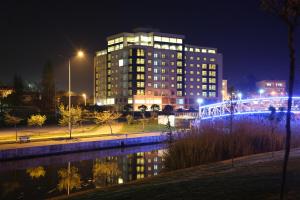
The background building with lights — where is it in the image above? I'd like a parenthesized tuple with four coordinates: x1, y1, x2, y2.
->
(256, 80, 286, 97)
(94, 29, 223, 110)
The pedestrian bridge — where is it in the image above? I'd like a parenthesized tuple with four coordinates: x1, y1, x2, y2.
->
(175, 96, 300, 120)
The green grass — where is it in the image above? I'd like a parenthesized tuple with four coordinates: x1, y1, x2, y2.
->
(54, 150, 300, 200)
(0, 122, 167, 144)
(119, 121, 167, 134)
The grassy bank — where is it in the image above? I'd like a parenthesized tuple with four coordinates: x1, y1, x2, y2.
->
(0, 121, 166, 144)
(53, 149, 300, 200)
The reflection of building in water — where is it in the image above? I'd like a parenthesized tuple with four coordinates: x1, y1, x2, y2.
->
(126, 149, 164, 181)
(92, 149, 164, 188)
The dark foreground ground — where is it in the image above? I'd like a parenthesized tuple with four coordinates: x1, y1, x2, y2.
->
(52, 149, 300, 200)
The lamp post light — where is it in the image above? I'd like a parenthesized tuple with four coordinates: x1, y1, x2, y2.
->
(82, 93, 87, 106)
(197, 98, 204, 118)
(68, 50, 85, 139)
(259, 89, 265, 98)
(237, 92, 242, 100)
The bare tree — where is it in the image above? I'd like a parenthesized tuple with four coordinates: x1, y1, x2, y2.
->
(94, 111, 121, 135)
(261, 1, 300, 199)
(4, 113, 22, 142)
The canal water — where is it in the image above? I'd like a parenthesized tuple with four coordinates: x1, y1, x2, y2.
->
(0, 144, 166, 199)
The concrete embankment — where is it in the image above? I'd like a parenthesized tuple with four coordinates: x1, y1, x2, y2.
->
(0, 133, 168, 160)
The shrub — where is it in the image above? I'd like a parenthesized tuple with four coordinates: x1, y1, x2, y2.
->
(164, 118, 300, 171)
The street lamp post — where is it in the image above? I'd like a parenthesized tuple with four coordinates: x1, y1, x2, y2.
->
(197, 98, 204, 118)
(259, 89, 265, 98)
(68, 50, 85, 139)
(237, 92, 242, 100)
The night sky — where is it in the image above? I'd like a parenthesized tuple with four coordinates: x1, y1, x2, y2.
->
(1, 0, 300, 97)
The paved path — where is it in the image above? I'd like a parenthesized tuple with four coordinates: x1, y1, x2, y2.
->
(0, 132, 162, 151)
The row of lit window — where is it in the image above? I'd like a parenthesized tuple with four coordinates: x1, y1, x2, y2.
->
(188, 56, 216, 62)
(187, 91, 216, 97)
(185, 47, 216, 54)
(153, 36, 183, 44)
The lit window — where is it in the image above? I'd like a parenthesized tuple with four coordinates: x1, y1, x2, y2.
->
(161, 37, 170, 42)
(154, 36, 161, 42)
(209, 78, 216, 83)
(202, 92, 207, 97)
(202, 71, 207, 76)
(119, 59, 124, 67)
(202, 78, 207, 83)
(209, 71, 216, 77)
(209, 64, 216, 70)
(210, 58, 216, 62)
(208, 49, 216, 54)
(177, 52, 182, 59)
(190, 71, 194, 75)
(201, 49, 207, 53)
(202, 64, 207, 69)
(177, 61, 182, 66)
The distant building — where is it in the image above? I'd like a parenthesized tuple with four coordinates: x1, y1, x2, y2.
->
(94, 29, 223, 111)
(256, 80, 286, 97)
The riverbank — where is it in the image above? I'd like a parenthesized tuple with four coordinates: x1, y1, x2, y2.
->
(0, 132, 168, 160)
(53, 148, 300, 200)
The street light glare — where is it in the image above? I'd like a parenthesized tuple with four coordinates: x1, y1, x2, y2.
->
(77, 50, 84, 58)
(259, 89, 265, 94)
(197, 98, 204, 104)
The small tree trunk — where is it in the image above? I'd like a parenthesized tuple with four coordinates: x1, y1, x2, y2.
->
(108, 122, 113, 135)
(15, 124, 18, 142)
(280, 23, 295, 200)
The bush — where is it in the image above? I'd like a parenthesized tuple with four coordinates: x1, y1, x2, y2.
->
(164, 118, 300, 171)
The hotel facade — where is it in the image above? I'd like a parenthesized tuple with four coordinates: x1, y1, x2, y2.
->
(94, 30, 223, 111)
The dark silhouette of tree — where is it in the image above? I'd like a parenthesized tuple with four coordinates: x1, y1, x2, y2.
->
(4, 113, 22, 142)
(162, 105, 174, 141)
(261, 1, 300, 199)
(41, 61, 55, 113)
(227, 86, 237, 167)
(123, 104, 133, 114)
(268, 106, 285, 157)
(150, 104, 160, 118)
(9, 75, 24, 106)
(138, 105, 147, 131)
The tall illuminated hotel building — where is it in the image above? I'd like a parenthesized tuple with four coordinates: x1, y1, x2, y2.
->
(94, 29, 223, 110)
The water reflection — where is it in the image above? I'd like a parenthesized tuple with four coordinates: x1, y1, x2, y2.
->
(57, 163, 81, 194)
(93, 159, 121, 188)
(26, 166, 46, 179)
(0, 144, 165, 199)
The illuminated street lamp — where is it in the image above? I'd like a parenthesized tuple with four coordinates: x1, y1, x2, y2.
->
(259, 89, 265, 98)
(68, 50, 85, 139)
(237, 92, 242, 100)
(82, 93, 87, 106)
